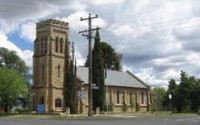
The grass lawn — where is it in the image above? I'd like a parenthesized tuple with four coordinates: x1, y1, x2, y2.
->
(0, 112, 198, 119)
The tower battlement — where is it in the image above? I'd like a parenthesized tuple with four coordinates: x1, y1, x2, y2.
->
(37, 19, 68, 27)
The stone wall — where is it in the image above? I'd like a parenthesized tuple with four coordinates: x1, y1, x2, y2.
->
(32, 19, 69, 112)
(80, 85, 151, 114)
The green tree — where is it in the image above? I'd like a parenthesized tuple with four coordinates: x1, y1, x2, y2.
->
(163, 79, 178, 112)
(152, 87, 166, 111)
(0, 67, 27, 112)
(100, 42, 122, 71)
(162, 71, 200, 113)
(0, 47, 32, 111)
(190, 79, 200, 112)
(176, 71, 195, 112)
(85, 42, 122, 71)
(63, 42, 78, 114)
(92, 30, 105, 111)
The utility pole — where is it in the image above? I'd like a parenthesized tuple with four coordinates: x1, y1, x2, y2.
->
(79, 14, 100, 116)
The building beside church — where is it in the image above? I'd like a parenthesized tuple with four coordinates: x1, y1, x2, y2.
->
(77, 67, 151, 113)
(32, 19, 151, 114)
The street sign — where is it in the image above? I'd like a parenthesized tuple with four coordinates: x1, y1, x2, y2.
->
(78, 90, 85, 99)
(92, 86, 99, 89)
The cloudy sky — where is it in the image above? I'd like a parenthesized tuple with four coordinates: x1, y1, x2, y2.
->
(1, 0, 200, 88)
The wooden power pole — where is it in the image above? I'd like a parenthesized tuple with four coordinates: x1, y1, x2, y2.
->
(79, 14, 100, 116)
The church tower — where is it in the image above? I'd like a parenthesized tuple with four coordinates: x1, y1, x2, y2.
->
(32, 19, 70, 112)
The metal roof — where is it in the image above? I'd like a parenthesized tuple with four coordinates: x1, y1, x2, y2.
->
(77, 67, 148, 89)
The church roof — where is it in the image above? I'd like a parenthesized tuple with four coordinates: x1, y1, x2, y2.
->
(77, 66, 149, 89)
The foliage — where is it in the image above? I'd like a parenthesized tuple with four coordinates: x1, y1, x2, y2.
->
(0, 67, 27, 112)
(63, 43, 78, 114)
(92, 30, 105, 111)
(0, 47, 31, 83)
(162, 71, 200, 113)
(136, 102, 140, 111)
(0, 47, 31, 112)
(15, 108, 25, 113)
(100, 42, 122, 71)
(152, 87, 166, 111)
(85, 42, 122, 71)
(121, 102, 128, 112)
(162, 79, 178, 112)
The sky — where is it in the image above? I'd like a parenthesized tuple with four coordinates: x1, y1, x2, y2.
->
(1, 0, 200, 88)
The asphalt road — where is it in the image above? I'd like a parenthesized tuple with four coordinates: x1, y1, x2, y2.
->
(0, 116, 200, 125)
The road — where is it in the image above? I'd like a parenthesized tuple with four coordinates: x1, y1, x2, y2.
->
(0, 116, 200, 125)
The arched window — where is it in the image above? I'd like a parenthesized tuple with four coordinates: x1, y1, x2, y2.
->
(116, 91, 120, 104)
(39, 96, 44, 104)
(141, 92, 144, 104)
(60, 38, 63, 53)
(41, 38, 44, 55)
(55, 37, 59, 53)
(129, 93, 132, 105)
(44, 37, 48, 54)
(41, 65, 45, 81)
(34, 42, 37, 54)
(58, 65, 60, 78)
(55, 98, 62, 107)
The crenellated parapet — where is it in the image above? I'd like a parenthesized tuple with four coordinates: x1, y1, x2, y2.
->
(37, 19, 69, 27)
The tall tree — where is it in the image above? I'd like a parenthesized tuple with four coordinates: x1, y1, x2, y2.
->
(85, 42, 122, 71)
(64, 42, 78, 114)
(0, 47, 31, 111)
(152, 87, 166, 111)
(190, 79, 200, 112)
(101, 42, 122, 71)
(176, 71, 194, 112)
(163, 79, 178, 111)
(92, 30, 105, 111)
(0, 47, 31, 87)
(0, 67, 27, 112)
(161, 71, 200, 113)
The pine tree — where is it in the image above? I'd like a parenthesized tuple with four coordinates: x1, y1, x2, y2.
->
(63, 42, 77, 114)
(92, 30, 105, 111)
(85, 42, 122, 71)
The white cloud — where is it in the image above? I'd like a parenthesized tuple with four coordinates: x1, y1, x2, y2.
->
(153, 0, 193, 23)
(112, 25, 152, 38)
(133, 0, 150, 12)
(185, 52, 200, 66)
(67, 1, 87, 10)
(75, 50, 85, 66)
(0, 33, 33, 68)
(135, 67, 168, 88)
(90, 0, 123, 5)
(0, 20, 19, 34)
(21, 50, 33, 68)
(160, 69, 180, 80)
(20, 22, 36, 42)
(123, 65, 133, 72)
(57, 10, 107, 31)
(1, 0, 200, 89)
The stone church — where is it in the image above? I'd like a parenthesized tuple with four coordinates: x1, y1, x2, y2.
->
(32, 19, 151, 114)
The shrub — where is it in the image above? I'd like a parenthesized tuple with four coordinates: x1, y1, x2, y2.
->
(122, 102, 128, 112)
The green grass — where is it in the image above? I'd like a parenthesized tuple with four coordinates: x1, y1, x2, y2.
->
(0, 112, 198, 119)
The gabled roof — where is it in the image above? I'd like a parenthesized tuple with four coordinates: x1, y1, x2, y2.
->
(77, 66, 149, 89)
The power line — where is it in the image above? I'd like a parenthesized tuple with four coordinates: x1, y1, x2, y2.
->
(70, 18, 200, 40)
